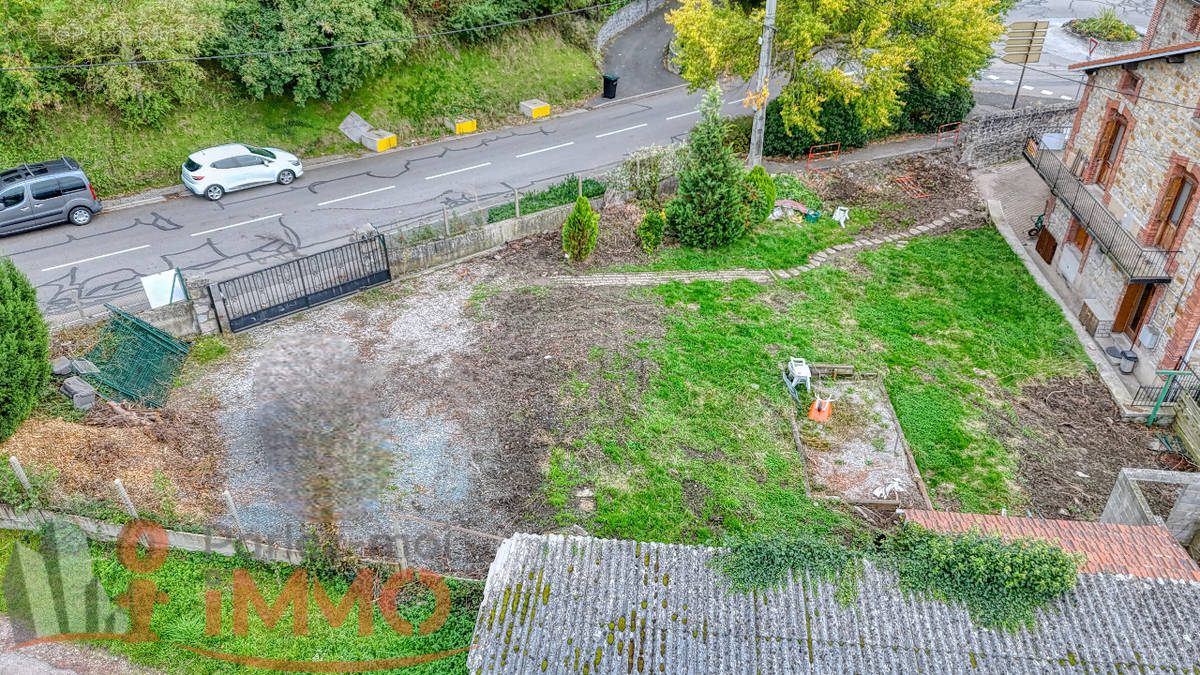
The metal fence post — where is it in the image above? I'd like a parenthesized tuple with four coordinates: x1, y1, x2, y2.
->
(442, 205, 450, 237)
(577, 176, 583, 198)
(113, 479, 139, 519)
(223, 490, 250, 550)
(514, 188, 520, 219)
(8, 457, 37, 505)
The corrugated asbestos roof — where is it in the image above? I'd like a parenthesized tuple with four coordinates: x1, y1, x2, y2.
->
(468, 534, 1200, 674)
(904, 510, 1200, 582)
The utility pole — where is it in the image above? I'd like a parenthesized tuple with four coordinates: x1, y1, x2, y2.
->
(747, 0, 777, 168)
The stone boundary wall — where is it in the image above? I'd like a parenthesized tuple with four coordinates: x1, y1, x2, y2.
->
(387, 197, 604, 276)
(961, 102, 1078, 167)
(594, 0, 673, 50)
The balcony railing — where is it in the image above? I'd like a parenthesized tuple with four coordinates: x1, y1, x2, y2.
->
(1024, 140, 1178, 284)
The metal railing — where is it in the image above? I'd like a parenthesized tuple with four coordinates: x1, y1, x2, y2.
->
(1132, 362, 1200, 407)
(1024, 141, 1178, 283)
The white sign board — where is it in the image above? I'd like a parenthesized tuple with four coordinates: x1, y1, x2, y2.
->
(832, 206, 850, 228)
(141, 268, 187, 309)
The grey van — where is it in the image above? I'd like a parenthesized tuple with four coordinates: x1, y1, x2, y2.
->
(0, 158, 103, 235)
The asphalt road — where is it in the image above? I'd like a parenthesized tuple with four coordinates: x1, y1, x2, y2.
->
(2, 84, 760, 322)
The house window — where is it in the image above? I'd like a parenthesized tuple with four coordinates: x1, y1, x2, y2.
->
(1095, 115, 1127, 186)
(1154, 175, 1197, 249)
(1118, 70, 1144, 102)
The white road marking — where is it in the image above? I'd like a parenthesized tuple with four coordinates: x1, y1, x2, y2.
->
(595, 123, 649, 138)
(316, 185, 396, 206)
(1060, 95, 1073, 100)
(189, 213, 282, 237)
(724, 98, 743, 105)
(666, 110, 701, 120)
(986, 74, 999, 80)
(41, 245, 150, 272)
(1022, 85, 1034, 90)
(1040, 89, 1055, 96)
(107, 196, 166, 213)
(424, 162, 492, 180)
(1003, 80, 1016, 85)
(515, 142, 575, 158)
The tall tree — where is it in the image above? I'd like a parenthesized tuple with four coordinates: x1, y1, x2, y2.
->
(667, 0, 1006, 137)
(0, 258, 50, 443)
(666, 86, 750, 249)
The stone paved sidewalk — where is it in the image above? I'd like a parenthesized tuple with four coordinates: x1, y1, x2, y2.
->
(541, 207, 977, 288)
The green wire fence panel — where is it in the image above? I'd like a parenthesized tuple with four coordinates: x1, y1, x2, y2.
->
(84, 304, 191, 408)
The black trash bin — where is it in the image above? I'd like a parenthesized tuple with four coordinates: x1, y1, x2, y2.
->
(602, 73, 619, 99)
(1120, 350, 1138, 375)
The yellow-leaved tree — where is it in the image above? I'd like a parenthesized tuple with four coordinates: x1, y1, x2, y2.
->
(668, 0, 1009, 138)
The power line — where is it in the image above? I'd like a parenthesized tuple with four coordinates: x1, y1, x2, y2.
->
(0, 0, 626, 73)
(852, 0, 1200, 112)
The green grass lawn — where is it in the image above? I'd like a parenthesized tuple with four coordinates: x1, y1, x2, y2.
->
(0, 529, 482, 674)
(0, 28, 598, 197)
(550, 229, 1088, 543)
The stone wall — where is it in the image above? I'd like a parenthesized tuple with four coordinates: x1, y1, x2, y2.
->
(960, 103, 1078, 167)
(1101, 467, 1200, 543)
(136, 300, 200, 340)
(387, 197, 605, 276)
(594, 0, 672, 50)
(1144, 0, 1199, 50)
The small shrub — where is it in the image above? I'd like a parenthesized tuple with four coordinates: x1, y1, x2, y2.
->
(744, 166, 776, 226)
(710, 532, 861, 603)
(603, 145, 688, 204)
(562, 195, 599, 262)
(0, 258, 50, 443)
(1069, 8, 1139, 42)
(723, 116, 753, 155)
(638, 210, 665, 253)
(884, 525, 1082, 630)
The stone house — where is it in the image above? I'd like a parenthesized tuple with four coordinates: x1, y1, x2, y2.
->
(1025, 0, 1200, 397)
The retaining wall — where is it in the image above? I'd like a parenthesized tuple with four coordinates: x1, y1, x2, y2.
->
(1100, 467, 1200, 543)
(595, 0, 673, 50)
(961, 102, 1078, 167)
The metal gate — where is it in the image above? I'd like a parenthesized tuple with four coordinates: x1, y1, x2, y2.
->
(218, 235, 390, 332)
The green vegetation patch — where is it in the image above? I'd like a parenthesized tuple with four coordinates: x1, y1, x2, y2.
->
(1068, 9, 1139, 42)
(0, 528, 482, 674)
(710, 531, 861, 603)
(488, 176, 605, 223)
(551, 230, 1087, 539)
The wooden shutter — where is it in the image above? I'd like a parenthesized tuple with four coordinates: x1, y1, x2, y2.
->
(1156, 177, 1185, 248)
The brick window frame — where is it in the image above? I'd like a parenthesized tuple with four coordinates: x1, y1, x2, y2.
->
(1140, 155, 1200, 262)
(1188, 8, 1200, 34)
(1118, 68, 1144, 104)
(1083, 98, 1135, 191)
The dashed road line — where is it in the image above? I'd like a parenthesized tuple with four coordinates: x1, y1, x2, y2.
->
(316, 185, 396, 207)
(1060, 95, 1073, 100)
(595, 123, 648, 138)
(666, 110, 700, 120)
(41, 244, 151, 272)
(190, 213, 282, 237)
(515, 142, 575, 158)
(1022, 85, 1034, 90)
(986, 74, 999, 80)
(424, 162, 492, 180)
(1040, 89, 1055, 96)
(1003, 80, 1016, 85)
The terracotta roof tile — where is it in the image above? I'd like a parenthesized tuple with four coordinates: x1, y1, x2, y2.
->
(903, 510, 1200, 581)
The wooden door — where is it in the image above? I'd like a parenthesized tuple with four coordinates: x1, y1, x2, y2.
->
(1113, 283, 1154, 341)
(1035, 227, 1057, 264)
(1154, 176, 1195, 250)
(1096, 118, 1126, 186)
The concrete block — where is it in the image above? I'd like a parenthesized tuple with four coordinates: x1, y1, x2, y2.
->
(444, 117, 477, 134)
(71, 391, 96, 411)
(520, 99, 550, 119)
(59, 377, 97, 411)
(360, 129, 397, 153)
(51, 357, 72, 376)
(69, 359, 100, 376)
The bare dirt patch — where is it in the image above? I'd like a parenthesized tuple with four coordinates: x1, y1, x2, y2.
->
(818, 150, 979, 232)
(994, 373, 1186, 519)
(800, 379, 928, 509)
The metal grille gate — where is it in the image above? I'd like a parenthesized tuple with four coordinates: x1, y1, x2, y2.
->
(217, 235, 391, 332)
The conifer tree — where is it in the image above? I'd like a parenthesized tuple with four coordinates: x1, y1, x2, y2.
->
(562, 195, 599, 262)
(0, 258, 50, 442)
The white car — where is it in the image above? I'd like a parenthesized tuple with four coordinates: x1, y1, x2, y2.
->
(181, 144, 303, 201)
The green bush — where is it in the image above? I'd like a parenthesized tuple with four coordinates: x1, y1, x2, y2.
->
(892, 74, 975, 135)
(884, 525, 1081, 630)
(214, 0, 415, 105)
(667, 86, 751, 248)
(763, 96, 868, 158)
(448, 0, 521, 42)
(638, 210, 665, 253)
(562, 195, 598, 262)
(0, 258, 51, 443)
(488, 176, 605, 223)
(723, 116, 753, 155)
(744, 166, 776, 226)
(1070, 8, 1139, 42)
(710, 531, 860, 602)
